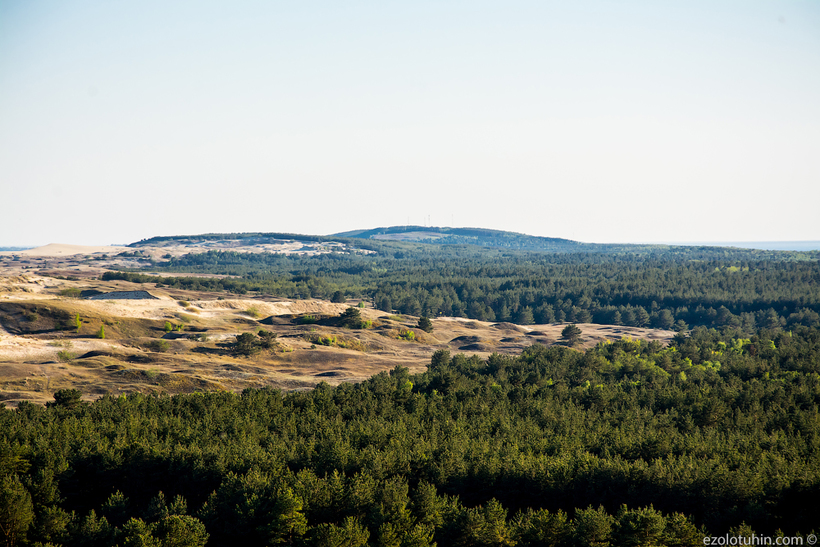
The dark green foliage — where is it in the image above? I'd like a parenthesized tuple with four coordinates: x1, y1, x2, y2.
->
(48, 388, 83, 409)
(232, 330, 278, 356)
(561, 324, 582, 345)
(154, 515, 209, 547)
(512, 508, 568, 547)
(233, 333, 260, 356)
(308, 516, 369, 546)
(2, 327, 820, 545)
(103, 239, 820, 332)
(74, 510, 114, 546)
(417, 316, 433, 333)
(339, 307, 363, 329)
(0, 475, 34, 547)
(613, 505, 666, 547)
(101, 490, 130, 527)
(571, 506, 613, 547)
(257, 329, 278, 349)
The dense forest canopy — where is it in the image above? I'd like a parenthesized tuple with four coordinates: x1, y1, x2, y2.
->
(2, 326, 819, 545)
(110, 231, 820, 333)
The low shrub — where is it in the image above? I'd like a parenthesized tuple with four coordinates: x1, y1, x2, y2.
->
(147, 340, 170, 353)
(304, 333, 367, 351)
(59, 288, 82, 298)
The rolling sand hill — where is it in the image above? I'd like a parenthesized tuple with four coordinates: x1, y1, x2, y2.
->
(0, 273, 675, 407)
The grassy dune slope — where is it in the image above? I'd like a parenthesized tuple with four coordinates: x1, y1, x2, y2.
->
(0, 275, 673, 406)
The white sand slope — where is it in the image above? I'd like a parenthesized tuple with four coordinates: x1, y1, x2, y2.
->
(4, 244, 129, 256)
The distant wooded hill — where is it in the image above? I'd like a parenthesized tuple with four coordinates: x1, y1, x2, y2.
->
(333, 225, 591, 252)
(131, 226, 820, 259)
(113, 227, 820, 334)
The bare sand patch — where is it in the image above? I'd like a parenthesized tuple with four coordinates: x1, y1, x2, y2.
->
(3, 244, 129, 257)
(0, 271, 676, 406)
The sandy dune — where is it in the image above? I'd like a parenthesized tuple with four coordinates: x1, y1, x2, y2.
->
(0, 273, 676, 407)
(2, 243, 130, 256)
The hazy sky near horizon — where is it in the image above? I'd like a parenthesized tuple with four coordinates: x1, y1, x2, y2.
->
(1, 0, 819, 246)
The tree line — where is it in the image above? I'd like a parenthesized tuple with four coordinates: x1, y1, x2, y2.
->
(103, 245, 820, 332)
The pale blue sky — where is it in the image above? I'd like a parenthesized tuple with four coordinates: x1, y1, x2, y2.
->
(1, 0, 819, 246)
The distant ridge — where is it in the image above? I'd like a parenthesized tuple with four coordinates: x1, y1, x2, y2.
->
(661, 241, 820, 252)
(332, 225, 588, 252)
(124, 228, 818, 259)
(334, 225, 573, 243)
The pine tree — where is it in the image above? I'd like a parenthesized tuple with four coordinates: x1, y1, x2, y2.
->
(265, 488, 307, 544)
(417, 316, 433, 333)
(0, 475, 34, 547)
(339, 307, 364, 328)
(233, 333, 260, 356)
(561, 324, 582, 346)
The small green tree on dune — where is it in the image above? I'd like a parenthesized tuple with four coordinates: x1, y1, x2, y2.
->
(257, 329, 278, 349)
(49, 389, 83, 409)
(233, 333, 260, 356)
(561, 324, 582, 346)
(339, 307, 364, 329)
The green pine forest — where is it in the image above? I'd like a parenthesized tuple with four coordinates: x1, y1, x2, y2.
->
(3, 328, 820, 546)
(112, 232, 820, 333)
(2, 231, 819, 546)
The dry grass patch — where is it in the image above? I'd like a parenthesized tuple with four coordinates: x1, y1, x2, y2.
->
(303, 332, 368, 351)
(57, 350, 75, 362)
(0, 275, 676, 404)
(384, 327, 431, 343)
(243, 306, 261, 318)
